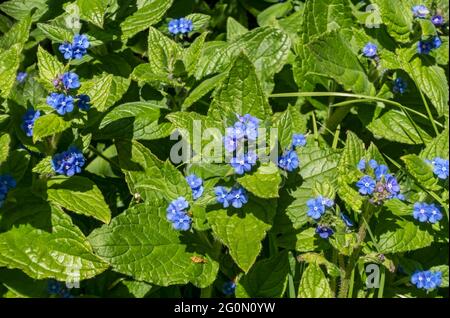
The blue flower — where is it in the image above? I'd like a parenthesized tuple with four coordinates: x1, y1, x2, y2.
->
(385, 174, 400, 195)
(226, 187, 248, 208)
(412, 5, 430, 18)
(59, 42, 73, 60)
(224, 134, 238, 153)
(357, 159, 366, 171)
(0, 174, 16, 191)
(431, 15, 445, 26)
(215, 186, 230, 208)
(418, 40, 434, 54)
(171, 212, 192, 231)
(433, 36, 442, 49)
(368, 159, 378, 169)
(356, 175, 376, 195)
(186, 174, 204, 200)
(77, 94, 90, 111)
(340, 213, 354, 227)
(292, 133, 306, 148)
(230, 152, 257, 175)
(72, 46, 87, 59)
(316, 225, 334, 239)
(232, 122, 247, 140)
(168, 18, 193, 35)
(169, 197, 189, 212)
(307, 197, 326, 220)
(431, 157, 449, 179)
(393, 77, 407, 94)
(413, 202, 429, 222)
(47, 93, 74, 115)
(16, 72, 27, 83)
(374, 164, 389, 181)
(278, 150, 299, 172)
(222, 281, 236, 295)
(362, 42, 378, 58)
(427, 204, 443, 224)
(237, 114, 260, 140)
(21, 109, 41, 137)
(51, 146, 85, 176)
(71, 34, 89, 59)
(411, 270, 442, 290)
(62, 72, 80, 90)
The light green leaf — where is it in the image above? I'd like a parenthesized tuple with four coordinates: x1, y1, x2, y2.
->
(420, 128, 449, 159)
(295, 228, 326, 252)
(182, 73, 226, 110)
(236, 251, 289, 298)
(238, 163, 282, 198)
(121, 0, 173, 39)
(226, 17, 248, 42)
(185, 13, 210, 31)
(131, 63, 182, 87)
(88, 203, 219, 287)
(77, 0, 109, 28)
(298, 263, 332, 298)
(46, 176, 111, 224)
(367, 110, 432, 144)
(272, 105, 307, 150)
(32, 157, 54, 175)
(371, 0, 413, 43)
(98, 101, 172, 140)
(116, 139, 191, 201)
(401, 154, 439, 190)
(37, 46, 64, 91)
(183, 32, 208, 76)
(209, 53, 272, 122)
(0, 133, 10, 165)
(384, 199, 412, 217)
(0, 15, 31, 49)
(207, 199, 276, 272)
(257, 1, 292, 27)
(36, 23, 73, 43)
(147, 26, 182, 75)
(0, 44, 21, 98)
(32, 113, 72, 143)
(377, 221, 434, 253)
(0, 204, 108, 281)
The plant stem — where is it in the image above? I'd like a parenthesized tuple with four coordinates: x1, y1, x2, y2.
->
(417, 85, 439, 135)
(378, 266, 386, 298)
(332, 125, 340, 149)
(311, 111, 319, 146)
(348, 267, 355, 298)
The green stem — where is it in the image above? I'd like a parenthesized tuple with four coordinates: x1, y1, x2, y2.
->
(332, 125, 341, 149)
(417, 84, 439, 135)
(348, 267, 355, 298)
(377, 266, 386, 298)
(311, 111, 319, 146)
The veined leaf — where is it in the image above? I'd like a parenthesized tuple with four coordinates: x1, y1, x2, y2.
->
(298, 263, 332, 298)
(32, 113, 72, 143)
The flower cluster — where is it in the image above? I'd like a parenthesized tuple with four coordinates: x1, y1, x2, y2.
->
(215, 186, 248, 209)
(47, 279, 73, 298)
(46, 72, 90, 115)
(413, 202, 443, 224)
(411, 270, 442, 290)
(225, 114, 260, 175)
(21, 109, 41, 137)
(222, 281, 236, 295)
(426, 157, 449, 180)
(362, 42, 378, 58)
(356, 159, 403, 204)
(0, 174, 16, 208)
(278, 133, 306, 172)
(59, 34, 90, 60)
(418, 36, 442, 54)
(168, 18, 193, 35)
(431, 15, 445, 27)
(186, 174, 204, 200)
(166, 197, 192, 231)
(16, 71, 27, 83)
(51, 146, 85, 176)
(393, 77, 408, 94)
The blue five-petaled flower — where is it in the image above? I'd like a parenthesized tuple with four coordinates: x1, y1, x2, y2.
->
(166, 197, 192, 231)
(21, 109, 41, 137)
(427, 157, 449, 180)
(62, 72, 80, 90)
(411, 270, 442, 290)
(278, 150, 299, 172)
(168, 18, 194, 35)
(306, 196, 333, 220)
(46, 93, 74, 115)
(58, 34, 90, 60)
(412, 5, 430, 18)
(356, 175, 376, 195)
(413, 202, 443, 224)
(51, 146, 85, 177)
(362, 42, 378, 58)
(186, 174, 204, 200)
(214, 186, 248, 209)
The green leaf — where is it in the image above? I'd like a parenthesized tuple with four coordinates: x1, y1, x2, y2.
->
(0, 204, 108, 281)
(78, 73, 130, 111)
(0, 44, 21, 98)
(32, 157, 54, 175)
(236, 251, 289, 298)
(121, 0, 173, 39)
(226, 17, 248, 42)
(185, 13, 210, 32)
(272, 105, 307, 150)
(46, 176, 112, 224)
(0, 133, 10, 165)
(32, 113, 72, 143)
(77, 0, 109, 28)
(182, 73, 227, 110)
(131, 63, 182, 87)
(37, 46, 64, 91)
(295, 228, 327, 252)
(238, 163, 282, 198)
(367, 110, 431, 144)
(371, 0, 413, 43)
(257, 1, 292, 27)
(36, 23, 73, 43)
(384, 199, 412, 217)
(183, 32, 208, 76)
(401, 154, 439, 190)
(377, 221, 434, 253)
(0, 0, 48, 22)
(0, 15, 31, 49)
(209, 53, 272, 122)
(207, 199, 276, 272)
(98, 101, 172, 140)
(298, 263, 332, 298)
(420, 128, 449, 159)
(147, 26, 182, 75)
(0, 149, 30, 184)
(116, 139, 191, 201)
(88, 203, 219, 287)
